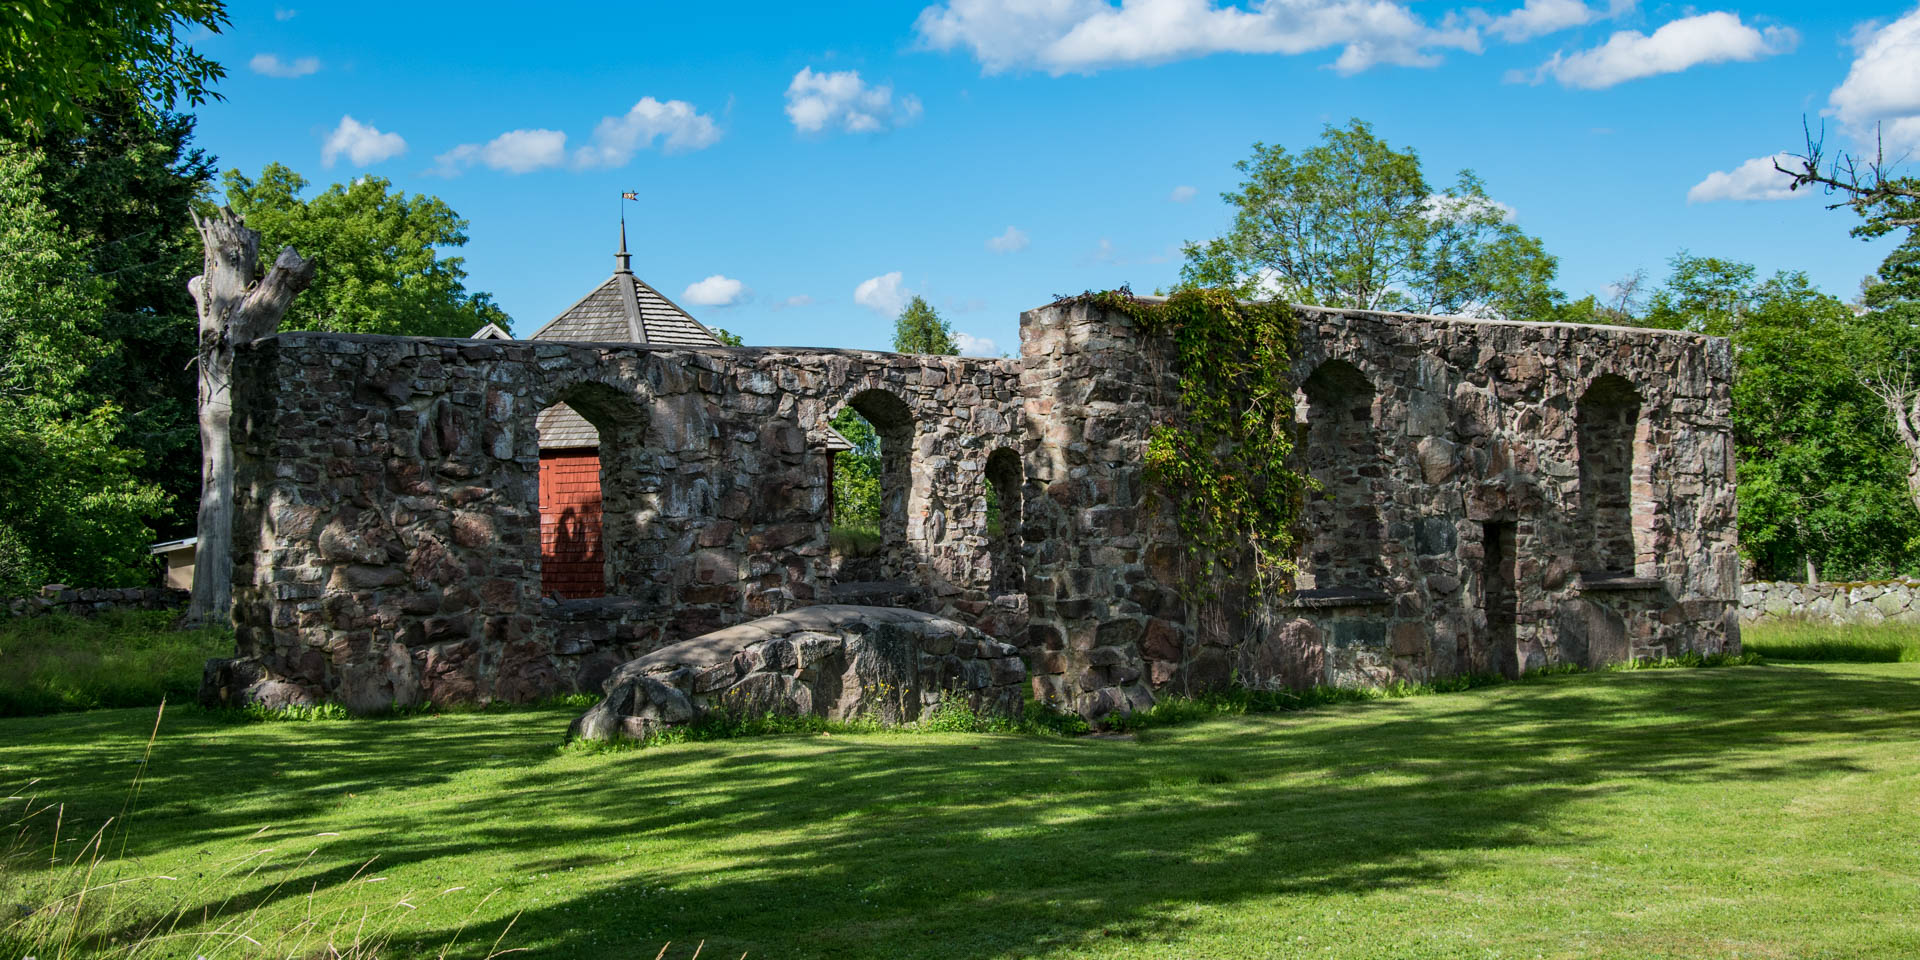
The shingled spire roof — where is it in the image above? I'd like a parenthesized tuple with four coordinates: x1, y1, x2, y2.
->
(524, 221, 728, 348)
(527, 224, 731, 448)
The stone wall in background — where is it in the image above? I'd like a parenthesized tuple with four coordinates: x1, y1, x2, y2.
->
(1740, 579, 1920, 624)
(1019, 300, 1740, 718)
(7, 585, 188, 619)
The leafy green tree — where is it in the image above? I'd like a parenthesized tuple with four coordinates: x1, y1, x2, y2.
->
(830, 407, 881, 531)
(220, 163, 510, 338)
(1638, 254, 1919, 580)
(0, 0, 229, 137)
(709, 327, 745, 347)
(1181, 119, 1564, 321)
(0, 143, 166, 592)
(891, 295, 957, 355)
(23, 98, 212, 537)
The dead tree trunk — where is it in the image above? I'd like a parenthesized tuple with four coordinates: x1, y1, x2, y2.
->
(184, 208, 316, 626)
(1866, 371, 1920, 520)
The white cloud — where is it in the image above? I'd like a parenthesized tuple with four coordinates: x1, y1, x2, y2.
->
(785, 67, 923, 133)
(1686, 154, 1799, 203)
(432, 129, 567, 176)
(775, 294, 815, 310)
(1517, 12, 1796, 89)
(913, 0, 1481, 76)
(986, 225, 1029, 253)
(273, 8, 297, 20)
(320, 116, 406, 168)
(250, 53, 321, 78)
(1483, 0, 1596, 42)
(1828, 9, 1920, 151)
(681, 275, 747, 307)
(1169, 184, 1198, 202)
(574, 97, 722, 167)
(854, 272, 910, 317)
(1421, 193, 1516, 222)
(953, 332, 999, 356)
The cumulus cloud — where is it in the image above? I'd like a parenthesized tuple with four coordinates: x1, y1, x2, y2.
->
(986, 226, 1029, 253)
(575, 97, 722, 167)
(1516, 12, 1796, 89)
(274, 7, 297, 19)
(681, 275, 747, 308)
(913, 0, 1481, 76)
(433, 95, 719, 176)
(250, 53, 320, 78)
(1169, 184, 1198, 202)
(1686, 154, 1799, 203)
(854, 272, 909, 317)
(1828, 9, 1920, 151)
(1482, 0, 1596, 42)
(953, 332, 999, 357)
(785, 68, 923, 133)
(320, 116, 406, 168)
(432, 129, 567, 175)
(775, 294, 815, 310)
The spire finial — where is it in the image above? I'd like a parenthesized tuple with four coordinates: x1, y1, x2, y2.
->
(617, 190, 638, 273)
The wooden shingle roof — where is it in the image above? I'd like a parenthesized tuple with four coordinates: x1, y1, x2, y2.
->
(479, 232, 730, 450)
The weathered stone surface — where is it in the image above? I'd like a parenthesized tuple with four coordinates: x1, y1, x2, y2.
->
(1020, 300, 1737, 718)
(220, 335, 1027, 712)
(214, 295, 1737, 721)
(1741, 577, 1920, 625)
(8, 585, 188, 620)
(568, 605, 1025, 740)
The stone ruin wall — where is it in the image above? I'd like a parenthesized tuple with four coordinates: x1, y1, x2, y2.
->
(224, 333, 1025, 711)
(1019, 301, 1739, 717)
(219, 300, 1739, 718)
(1741, 579, 1920, 624)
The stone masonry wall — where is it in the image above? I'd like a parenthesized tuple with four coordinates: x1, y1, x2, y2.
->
(1019, 300, 1739, 718)
(1741, 579, 1920, 624)
(224, 333, 1024, 711)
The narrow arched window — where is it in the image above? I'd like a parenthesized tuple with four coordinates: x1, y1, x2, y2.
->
(535, 383, 646, 599)
(832, 389, 916, 580)
(1576, 375, 1645, 577)
(1298, 359, 1384, 591)
(985, 447, 1024, 596)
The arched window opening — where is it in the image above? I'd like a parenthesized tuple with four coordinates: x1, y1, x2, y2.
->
(1298, 359, 1385, 591)
(535, 383, 645, 600)
(985, 448, 1025, 596)
(1576, 375, 1645, 577)
(831, 389, 915, 579)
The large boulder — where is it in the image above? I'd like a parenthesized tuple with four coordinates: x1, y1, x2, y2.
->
(568, 604, 1027, 741)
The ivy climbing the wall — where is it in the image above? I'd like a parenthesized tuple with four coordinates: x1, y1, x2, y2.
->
(1070, 287, 1308, 601)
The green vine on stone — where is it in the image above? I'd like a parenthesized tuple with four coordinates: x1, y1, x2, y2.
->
(1062, 287, 1307, 602)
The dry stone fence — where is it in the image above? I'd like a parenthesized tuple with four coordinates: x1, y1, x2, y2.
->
(1741, 579, 1920, 624)
(204, 297, 1739, 721)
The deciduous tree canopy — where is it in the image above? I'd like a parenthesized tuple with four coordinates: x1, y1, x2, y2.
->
(0, 0, 229, 137)
(1180, 119, 1563, 322)
(220, 163, 510, 339)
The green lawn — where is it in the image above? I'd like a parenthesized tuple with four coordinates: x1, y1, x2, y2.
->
(1742, 618, 1920, 662)
(5, 661, 1920, 959)
(0, 610, 230, 716)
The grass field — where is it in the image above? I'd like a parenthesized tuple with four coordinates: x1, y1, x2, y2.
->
(0, 611, 230, 717)
(1742, 618, 1920, 662)
(5, 660, 1920, 959)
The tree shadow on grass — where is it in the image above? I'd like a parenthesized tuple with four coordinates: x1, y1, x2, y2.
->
(6, 665, 1920, 958)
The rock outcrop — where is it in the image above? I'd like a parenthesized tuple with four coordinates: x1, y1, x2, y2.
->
(569, 604, 1026, 741)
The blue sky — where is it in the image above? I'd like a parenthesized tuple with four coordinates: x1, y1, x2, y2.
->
(188, 0, 1919, 354)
